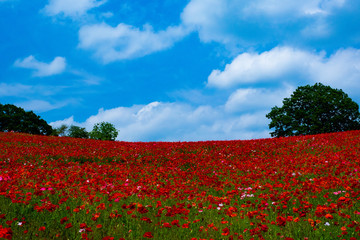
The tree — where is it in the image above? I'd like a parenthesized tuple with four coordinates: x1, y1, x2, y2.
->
(68, 125, 89, 139)
(266, 83, 360, 137)
(89, 122, 118, 141)
(52, 124, 68, 137)
(0, 103, 53, 135)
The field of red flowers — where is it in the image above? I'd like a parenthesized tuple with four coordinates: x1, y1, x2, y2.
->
(0, 131, 360, 240)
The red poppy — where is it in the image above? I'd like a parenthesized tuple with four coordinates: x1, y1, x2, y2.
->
(163, 222, 172, 228)
(222, 227, 230, 236)
(325, 214, 333, 219)
(276, 216, 287, 227)
(0, 225, 13, 240)
(260, 224, 268, 232)
(137, 206, 149, 214)
(65, 223, 73, 229)
(60, 217, 68, 224)
(182, 223, 190, 228)
(143, 232, 153, 238)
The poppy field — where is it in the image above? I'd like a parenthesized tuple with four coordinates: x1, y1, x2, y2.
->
(1, 131, 360, 240)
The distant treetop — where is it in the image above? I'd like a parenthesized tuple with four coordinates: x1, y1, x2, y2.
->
(89, 122, 118, 141)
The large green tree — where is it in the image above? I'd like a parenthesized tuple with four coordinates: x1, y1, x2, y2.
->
(0, 103, 53, 135)
(266, 83, 360, 137)
(89, 122, 118, 141)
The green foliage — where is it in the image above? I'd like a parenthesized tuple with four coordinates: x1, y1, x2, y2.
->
(68, 125, 89, 139)
(0, 103, 53, 135)
(266, 83, 360, 137)
(52, 124, 68, 137)
(89, 122, 118, 141)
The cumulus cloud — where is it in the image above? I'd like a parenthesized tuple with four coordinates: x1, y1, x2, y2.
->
(311, 48, 360, 93)
(44, 0, 106, 17)
(181, 0, 232, 44)
(181, 0, 347, 46)
(78, 23, 190, 62)
(51, 101, 271, 141)
(208, 47, 320, 87)
(50, 116, 78, 127)
(208, 47, 360, 96)
(14, 55, 66, 77)
(225, 86, 294, 113)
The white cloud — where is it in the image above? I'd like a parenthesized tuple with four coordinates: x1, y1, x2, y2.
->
(225, 86, 294, 113)
(69, 69, 103, 85)
(181, 0, 347, 46)
(78, 23, 190, 62)
(312, 48, 360, 94)
(50, 116, 78, 128)
(181, 0, 232, 44)
(0, 83, 66, 97)
(14, 55, 66, 77)
(44, 0, 106, 17)
(51, 101, 272, 141)
(0, 83, 33, 97)
(17, 100, 72, 112)
(243, 0, 345, 17)
(207, 47, 360, 96)
(301, 19, 330, 38)
(208, 47, 321, 87)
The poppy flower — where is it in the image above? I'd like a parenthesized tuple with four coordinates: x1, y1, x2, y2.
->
(143, 232, 153, 238)
(60, 217, 68, 224)
(222, 227, 230, 236)
(0, 225, 13, 240)
(182, 223, 190, 228)
(325, 214, 333, 219)
(65, 223, 73, 229)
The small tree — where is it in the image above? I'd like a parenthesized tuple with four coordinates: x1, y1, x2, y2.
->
(52, 124, 68, 137)
(89, 122, 118, 141)
(0, 103, 53, 135)
(68, 125, 89, 139)
(266, 83, 360, 137)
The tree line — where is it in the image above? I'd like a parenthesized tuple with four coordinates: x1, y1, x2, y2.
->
(0, 103, 118, 141)
(53, 122, 118, 141)
(1, 83, 360, 140)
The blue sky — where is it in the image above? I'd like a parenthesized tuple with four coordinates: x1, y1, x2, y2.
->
(1, 0, 360, 141)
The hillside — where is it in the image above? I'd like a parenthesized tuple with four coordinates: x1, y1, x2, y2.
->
(1, 131, 360, 239)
